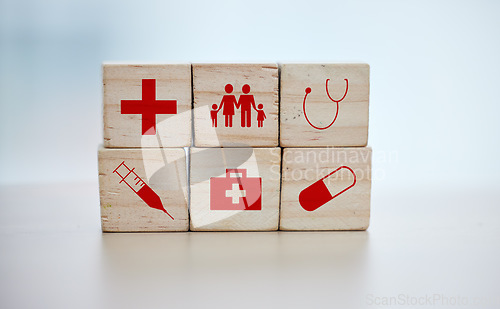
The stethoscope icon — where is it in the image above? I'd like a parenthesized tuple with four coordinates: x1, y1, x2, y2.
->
(303, 78, 349, 130)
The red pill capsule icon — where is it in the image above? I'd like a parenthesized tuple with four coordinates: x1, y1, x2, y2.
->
(299, 166, 356, 211)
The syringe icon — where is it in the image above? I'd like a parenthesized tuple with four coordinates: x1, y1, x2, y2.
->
(113, 161, 174, 220)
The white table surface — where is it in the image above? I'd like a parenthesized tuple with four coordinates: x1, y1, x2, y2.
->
(0, 182, 499, 309)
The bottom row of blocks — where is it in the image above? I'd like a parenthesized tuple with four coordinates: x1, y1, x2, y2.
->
(98, 147, 372, 232)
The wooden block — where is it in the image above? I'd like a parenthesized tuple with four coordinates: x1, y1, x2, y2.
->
(190, 147, 281, 231)
(280, 147, 371, 230)
(280, 63, 369, 147)
(193, 63, 279, 147)
(103, 64, 192, 148)
(98, 146, 188, 231)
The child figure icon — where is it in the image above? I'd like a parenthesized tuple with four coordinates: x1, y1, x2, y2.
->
(211, 84, 265, 128)
(211, 104, 219, 127)
(256, 104, 266, 127)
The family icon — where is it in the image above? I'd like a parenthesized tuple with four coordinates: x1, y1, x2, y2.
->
(211, 84, 266, 128)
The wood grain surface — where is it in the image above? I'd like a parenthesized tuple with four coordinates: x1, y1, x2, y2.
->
(190, 147, 281, 231)
(280, 147, 371, 230)
(98, 147, 188, 231)
(280, 63, 369, 147)
(193, 63, 279, 147)
(103, 64, 192, 148)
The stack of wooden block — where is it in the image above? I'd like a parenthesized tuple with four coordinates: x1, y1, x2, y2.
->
(99, 63, 371, 232)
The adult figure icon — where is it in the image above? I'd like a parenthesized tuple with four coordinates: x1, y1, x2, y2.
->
(237, 84, 258, 127)
(216, 84, 238, 127)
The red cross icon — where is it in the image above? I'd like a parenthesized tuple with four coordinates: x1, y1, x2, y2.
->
(121, 79, 177, 135)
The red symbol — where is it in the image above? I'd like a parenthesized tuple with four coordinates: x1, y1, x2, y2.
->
(210, 84, 265, 128)
(299, 166, 356, 212)
(113, 161, 174, 220)
(210, 169, 262, 210)
(121, 79, 177, 135)
(303, 78, 349, 130)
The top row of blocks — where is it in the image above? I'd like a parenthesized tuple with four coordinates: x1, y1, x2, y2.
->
(103, 63, 369, 148)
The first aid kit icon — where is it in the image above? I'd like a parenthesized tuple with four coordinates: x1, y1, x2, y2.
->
(210, 169, 262, 210)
